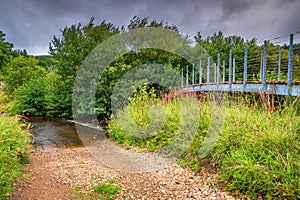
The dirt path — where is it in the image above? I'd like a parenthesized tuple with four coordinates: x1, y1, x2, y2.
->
(12, 145, 236, 199)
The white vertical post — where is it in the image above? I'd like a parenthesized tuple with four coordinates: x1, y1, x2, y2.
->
(229, 49, 232, 89)
(287, 34, 294, 95)
(278, 47, 281, 81)
(181, 67, 183, 87)
(214, 63, 217, 82)
(233, 57, 236, 82)
(186, 65, 188, 86)
(199, 60, 202, 84)
(192, 63, 195, 85)
(260, 51, 263, 81)
(223, 60, 225, 82)
(217, 54, 220, 83)
(207, 57, 210, 83)
(243, 46, 248, 91)
(262, 41, 267, 91)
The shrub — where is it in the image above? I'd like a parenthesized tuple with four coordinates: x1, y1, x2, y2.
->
(12, 76, 47, 115)
(2, 56, 46, 92)
(212, 103, 300, 199)
(0, 115, 31, 199)
(108, 91, 300, 199)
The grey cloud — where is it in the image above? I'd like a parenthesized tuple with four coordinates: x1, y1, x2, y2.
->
(0, 0, 299, 54)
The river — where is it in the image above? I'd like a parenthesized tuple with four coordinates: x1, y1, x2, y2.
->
(28, 116, 85, 151)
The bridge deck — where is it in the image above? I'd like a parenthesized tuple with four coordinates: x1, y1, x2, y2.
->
(183, 81, 300, 96)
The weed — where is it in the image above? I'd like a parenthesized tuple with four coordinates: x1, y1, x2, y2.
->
(108, 89, 300, 199)
(0, 115, 31, 199)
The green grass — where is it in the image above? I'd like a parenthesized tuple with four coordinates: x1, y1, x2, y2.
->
(0, 90, 31, 199)
(94, 179, 120, 199)
(212, 101, 300, 199)
(108, 89, 300, 199)
(0, 90, 14, 113)
(73, 179, 120, 200)
(0, 115, 31, 199)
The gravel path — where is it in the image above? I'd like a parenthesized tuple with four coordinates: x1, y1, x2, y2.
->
(12, 144, 236, 199)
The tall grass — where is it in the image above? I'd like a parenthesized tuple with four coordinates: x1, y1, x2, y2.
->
(0, 90, 13, 113)
(0, 91, 31, 199)
(213, 99, 300, 198)
(108, 90, 300, 199)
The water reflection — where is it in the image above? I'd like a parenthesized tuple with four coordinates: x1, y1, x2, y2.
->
(28, 117, 84, 151)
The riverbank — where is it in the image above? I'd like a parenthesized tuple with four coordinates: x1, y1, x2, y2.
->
(12, 146, 236, 199)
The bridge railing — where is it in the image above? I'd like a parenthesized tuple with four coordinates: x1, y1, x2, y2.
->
(182, 34, 300, 96)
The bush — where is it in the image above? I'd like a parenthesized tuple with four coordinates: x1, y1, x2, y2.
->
(44, 72, 72, 117)
(11, 71, 72, 117)
(212, 103, 300, 199)
(2, 56, 46, 92)
(0, 115, 31, 199)
(0, 90, 13, 113)
(108, 91, 300, 199)
(12, 76, 47, 116)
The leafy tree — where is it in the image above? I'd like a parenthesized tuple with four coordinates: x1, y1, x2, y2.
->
(0, 31, 13, 73)
(13, 76, 47, 115)
(49, 16, 185, 118)
(195, 31, 259, 81)
(2, 55, 46, 92)
(48, 17, 120, 117)
(12, 49, 28, 57)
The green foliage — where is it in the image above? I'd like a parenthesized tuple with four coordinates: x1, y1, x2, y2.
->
(108, 86, 180, 150)
(35, 55, 57, 68)
(0, 31, 13, 73)
(212, 101, 300, 199)
(12, 76, 47, 115)
(2, 55, 46, 92)
(109, 91, 300, 199)
(94, 179, 120, 200)
(0, 90, 13, 113)
(0, 115, 31, 199)
(49, 16, 183, 118)
(44, 72, 72, 117)
(49, 18, 120, 118)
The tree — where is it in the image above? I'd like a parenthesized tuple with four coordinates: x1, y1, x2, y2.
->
(48, 17, 120, 117)
(2, 56, 46, 92)
(0, 31, 13, 72)
(195, 31, 259, 81)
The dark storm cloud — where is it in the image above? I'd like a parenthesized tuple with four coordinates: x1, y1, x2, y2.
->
(0, 0, 299, 55)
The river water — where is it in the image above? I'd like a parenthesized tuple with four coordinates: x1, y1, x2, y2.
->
(28, 116, 84, 151)
(27, 116, 174, 172)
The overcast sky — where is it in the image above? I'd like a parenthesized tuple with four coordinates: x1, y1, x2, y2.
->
(1, 0, 300, 55)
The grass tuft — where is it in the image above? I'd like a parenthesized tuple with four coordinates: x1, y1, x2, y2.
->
(108, 89, 300, 199)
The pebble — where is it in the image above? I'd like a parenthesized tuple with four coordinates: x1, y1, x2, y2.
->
(13, 147, 238, 199)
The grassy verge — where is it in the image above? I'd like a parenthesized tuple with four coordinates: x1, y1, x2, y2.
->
(108, 89, 300, 199)
(0, 90, 14, 113)
(0, 90, 31, 199)
(0, 115, 31, 199)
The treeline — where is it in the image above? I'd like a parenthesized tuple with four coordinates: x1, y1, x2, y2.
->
(0, 16, 299, 118)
